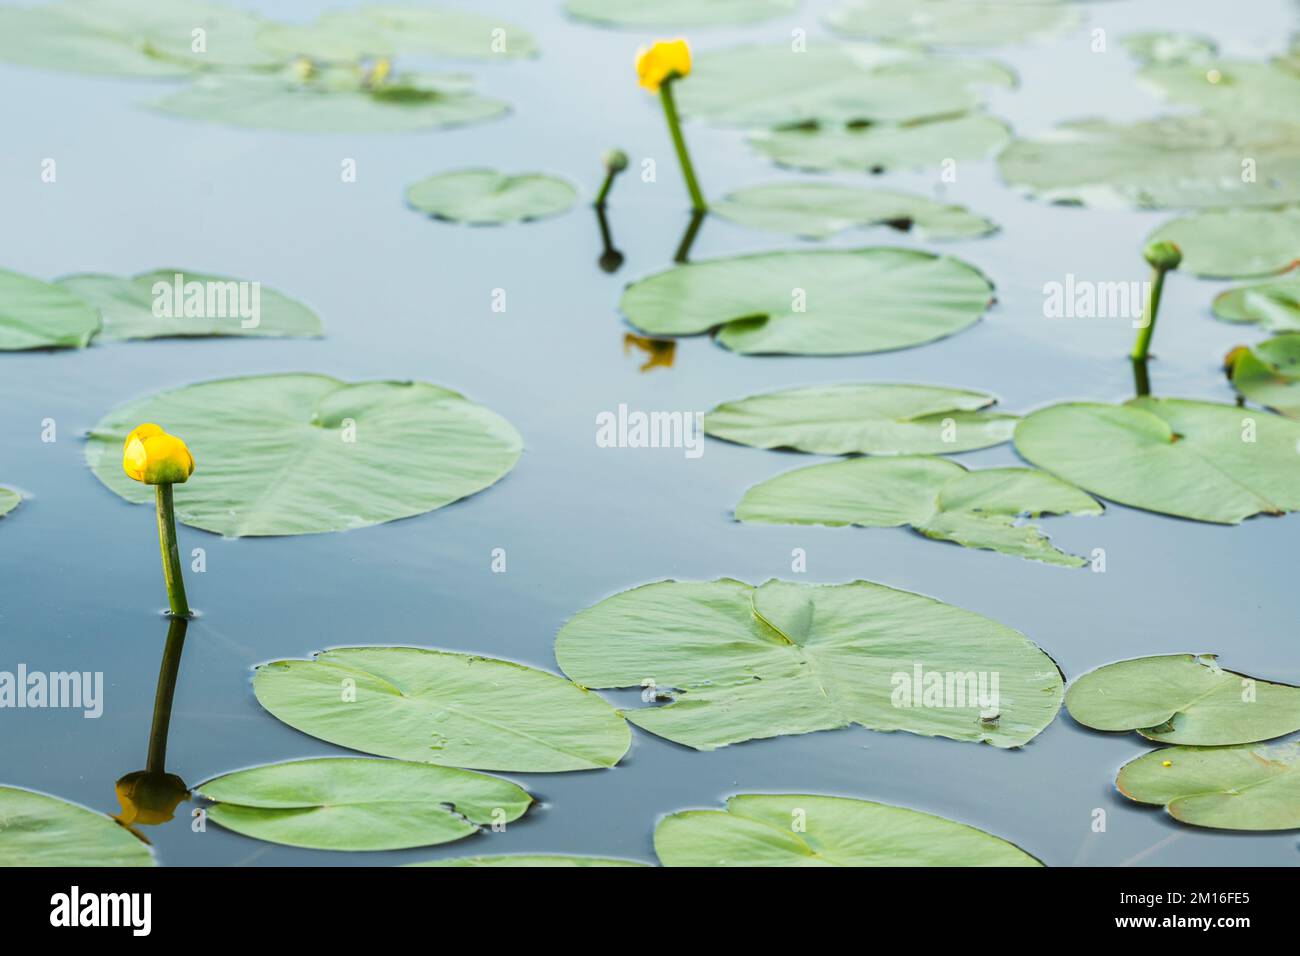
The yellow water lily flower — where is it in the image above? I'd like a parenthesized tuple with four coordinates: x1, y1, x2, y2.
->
(122, 424, 195, 486)
(636, 38, 691, 92)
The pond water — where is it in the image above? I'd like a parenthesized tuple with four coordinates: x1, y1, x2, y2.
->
(1, 0, 1297, 866)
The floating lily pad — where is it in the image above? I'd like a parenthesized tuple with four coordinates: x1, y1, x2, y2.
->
(655, 794, 1042, 866)
(0, 269, 100, 351)
(0, 488, 20, 519)
(680, 44, 1013, 126)
(1000, 115, 1300, 210)
(151, 66, 508, 133)
(565, 0, 798, 28)
(0, 785, 154, 866)
(57, 270, 321, 341)
(1140, 60, 1300, 120)
(620, 248, 994, 355)
(555, 578, 1064, 750)
(1147, 207, 1300, 277)
(705, 383, 1016, 454)
(1067, 654, 1300, 745)
(406, 170, 577, 225)
(257, 6, 537, 62)
(737, 457, 1100, 566)
(85, 373, 522, 537)
(253, 646, 630, 773)
(196, 758, 531, 851)
(1014, 398, 1300, 524)
(825, 0, 1081, 48)
(410, 854, 648, 867)
(1122, 31, 1218, 66)
(713, 184, 996, 240)
(1214, 276, 1300, 331)
(1227, 335, 1300, 418)
(753, 114, 1011, 174)
(1117, 742, 1300, 831)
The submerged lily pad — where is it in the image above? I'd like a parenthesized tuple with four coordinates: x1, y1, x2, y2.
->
(1214, 276, 1300, 331)
(0, 488, 18, 519)
(565, 0, 798, 28)
(737, 457, 1100, 566)
(85, 373, 522, 537)
(555, 578, 1064, 750)
(1147, 207, 1300, 278)
(1117, 742, 1300, 831)
(713, 184, 996, 240)
(1015, 398, 1300, 524)
(253, 646, 630, 772)
(57, 270, 321, 341)
(620, 248, 994, 356)
(0, 269, 100, 351)
(655, 794, 1042, 866)
(1000, 115, 1300, 210)
(1067, 654, 1300, 745)
(753, 114, 1011, 174)
(705, 383, 1016, 454)
(256, 6, 537, 61)
(411, 854, 648, 867)
(825, 0, 1081, 48)
(0, 785, 154, 866)
(1227, 335, 1300, 418)
(406, 170, 577, 225)
(196, 758, 531, 851)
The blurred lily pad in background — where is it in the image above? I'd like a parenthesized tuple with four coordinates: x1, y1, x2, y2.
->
(0, 268, 100, 350)
(1214, 276, 1300, 331)
(0, 487, 21, 520)
(1148, 206, 1300, 277)
(1226, 335, 1300, 417)
(826, 0, 1081, 48)
(565, 0, 799, 29)
(754, 114, 1011, 174)
(406, 169, 577, 225)
(411, 854, 648, 867)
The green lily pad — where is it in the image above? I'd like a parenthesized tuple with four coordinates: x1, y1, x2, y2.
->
(1067, 654, 1300, 745)
(680, 44, 1013, 127)
(1214, 276, 1300, 331)
(1117, 742, 1300, 831)
(406, 170, 577, 225)
(1227, 335, 1300, 418)
(196, 758, 531, 851)
(565, 0, 798, 28)
(151, 66, 508, 133)
(57, 270, 321, 341)
(825, 0, 1081, 48)
(256, 6, 537, 62)
(753, 114, 1011, 174)
(85, 373, 522, 537)
(1000, 115, 1300, 210)
(737, 457, 1100, 567)
(655, 794, 1042, 866)
(1140, 59, 1300, 120)
(1014, 398, 1300, 524)
(1122, 31, 1218, 66)
(0, 269, 100, 351)
(620, 248, 994, 356)
(712, 184, 996, 240)
(1147, 207, 1300, 278)
(0, 488, 20, 519)
(705, 383, 1016, 454)
(410, 854, 648, 867)
(555, 578, 1064, 750)
(0, 785, 154, 866)
(253, 646, 630, 773)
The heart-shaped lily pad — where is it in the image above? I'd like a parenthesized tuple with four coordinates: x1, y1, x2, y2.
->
(1147, 207, 1300, 278)
(825, 0, 1081, 48)
(1214, 276, 1300, 331)
(85, 373, 522, 537)
(1117, 742, 1300, 831)
(0, 785, 154, 866)
(555, 578, 1064, 750)
(712, 184, 996, 240)
(406, 170, 577, 225)
(565, 0, 798, 28)
(1014, 398, 1300, 523)
(196, 758, 531, 851)
(620, 248, 994, 356)
(0, 269, 100, 351)
(57, 270, 322, 341)
(752, 114, 1011, 174)
(410, 854, 648, 867)
(655, 794, 1042, 866)
(705, 383, 1016, 454)
(253, 646, 630, 772)
(1227, 335, 1300, 418)
(0, 488, 21, 520)
(1066, 654, 1300, 745)
(737, 457, 1100, 566)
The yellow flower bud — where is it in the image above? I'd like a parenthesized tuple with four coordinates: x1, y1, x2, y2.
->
(636, 38, 691, 92)
(122, 423, 195, 486)
(114, 771, 190, 826)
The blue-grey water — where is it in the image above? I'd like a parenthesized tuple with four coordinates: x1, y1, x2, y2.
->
(0, 0, 1297, 866)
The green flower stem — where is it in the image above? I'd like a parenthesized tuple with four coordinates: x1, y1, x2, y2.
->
(659, 79, 707, 213)
(1131, 264, 1169, 362)
(594, 169, 618, 208)
(146, 616, 189, 774)
(155, 484, 190, 618)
